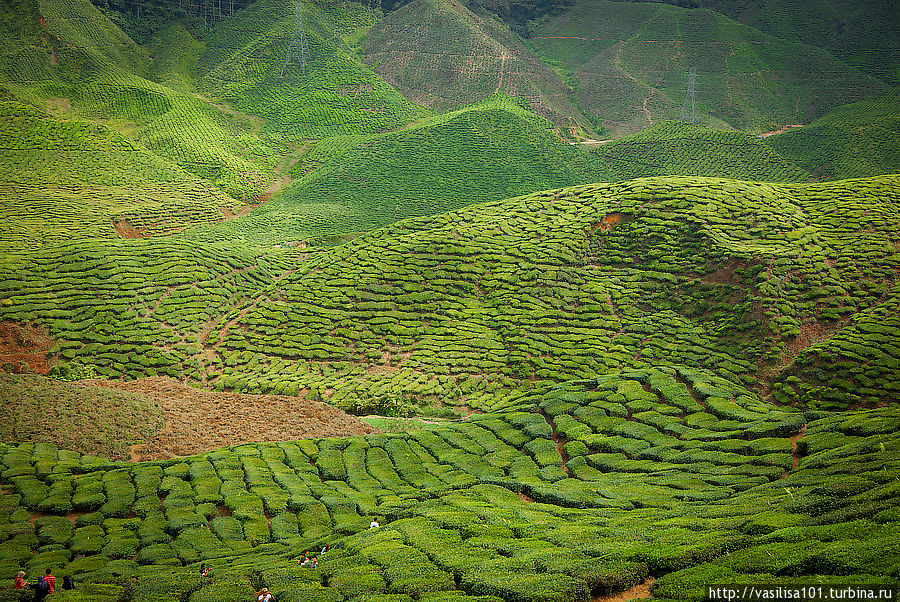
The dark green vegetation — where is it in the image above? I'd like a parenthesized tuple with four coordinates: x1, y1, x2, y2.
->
(527, 0, 886, 135)
(0, 370, 897, 600)
(765, 90, 900, 181)
(644, 0, 900, 83)
(0, 375, 163, 460)
(2, 176, 897, 413)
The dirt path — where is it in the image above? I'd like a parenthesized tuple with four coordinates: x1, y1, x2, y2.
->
(537, 409, 571, 475)
(593, 577, 656, 602)
(495, 53, 508, 94)
(758, 124, 803, 138)
(86, 377, 374, 461)
(781, 425, 807, 478)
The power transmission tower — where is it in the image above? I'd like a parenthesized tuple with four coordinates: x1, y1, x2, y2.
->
(280, 0, 310, 78)
(680, 66, 697, 124)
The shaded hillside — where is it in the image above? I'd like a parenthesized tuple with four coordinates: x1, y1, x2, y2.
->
(527, 0, 885, 135)
(0, 371, 896, 600)
(589, 120, 811, 181)
(198, 0, 427, 141)
(681, 0, 900, 82)
(363, 0, 591, 136)
(765, 90, 900, 180)
(1, 176, 896, 413)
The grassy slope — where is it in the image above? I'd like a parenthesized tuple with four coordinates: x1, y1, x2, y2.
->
(362, 0, 591, 137)
(1, 175, 896, 412)
(0, 374, 163, 460)
(195, 96, 612, 245)
(589, 120, 812, 182)
(0, 99, 240, 253)
(527, 0, 886, 136)
(765, 89, 900, 180)
(0, 370, 896, 600)
(0, 0, 282, 201)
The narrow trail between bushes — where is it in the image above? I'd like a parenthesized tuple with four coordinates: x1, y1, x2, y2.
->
(592, 577, 656, 601)
(537, 409, 572, 475)
(782, 424, 807, 478)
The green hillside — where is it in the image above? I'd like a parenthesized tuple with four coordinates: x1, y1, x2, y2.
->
(0, 0, 282, 202)
(0, 99, 241, 253)
(362, 0, 591, 137)
(1, 176, 896, 414)
(197, 0, 427, 141)
(589, 120, 811, 182)
(0, 370, 896, 600)
(683, 0, 900, 83)
(527, 0, 886, 135)
(196, 96, 611, 245)
(765, 90, 900, 180)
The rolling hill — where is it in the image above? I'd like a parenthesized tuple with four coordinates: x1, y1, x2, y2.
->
(1, 175, 896, 414)
(0, 0, 897, 599)
(526, 0, 886, 135)
(765, 89, 900, 181)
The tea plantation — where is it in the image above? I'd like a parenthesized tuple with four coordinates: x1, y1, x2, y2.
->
(527, 0, 886, 135)
(0, 0, 898, 598)
(1, 175, 897, 414)
(0, 369, 897, 600)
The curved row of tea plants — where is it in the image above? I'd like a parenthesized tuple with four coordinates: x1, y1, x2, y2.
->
(0, 369, 896, 600)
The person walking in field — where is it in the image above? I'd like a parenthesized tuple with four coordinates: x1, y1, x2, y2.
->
(256, 587, 275, 602)
(44, 569, 57, 594)
(62, 575, 76, 590)
(14, 571, 27, 589)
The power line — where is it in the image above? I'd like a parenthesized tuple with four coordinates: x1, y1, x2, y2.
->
(680, 66, 697, 124)
(280, 0, 310, 78)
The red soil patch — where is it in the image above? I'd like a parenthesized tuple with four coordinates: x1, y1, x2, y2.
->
(593, 213, 626, 232)
(87, 377, 375, 461)
(592, 577, 656, 602)
(758, 124, 803, 138)
(112, 218, 149, 239)
(0, 321, 53, 374)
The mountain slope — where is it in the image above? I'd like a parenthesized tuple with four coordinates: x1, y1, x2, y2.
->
(198, 0, 427, 141)
(363, 0, 592, 137)
(527, 0, 886, 135)
(196, 96, 611, 245)
(588, 120, 811, 182)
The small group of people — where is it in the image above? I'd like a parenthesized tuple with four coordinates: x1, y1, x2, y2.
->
(15, 569, 74, 599)
(297, 544, 331, 568)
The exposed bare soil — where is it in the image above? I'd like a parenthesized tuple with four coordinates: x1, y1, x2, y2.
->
(87, 377, 375, 461)
(593, 577, 657, 602)
(0, 321, 53, 374)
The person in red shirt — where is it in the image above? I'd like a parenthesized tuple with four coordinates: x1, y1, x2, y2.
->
(14, 571, 27, 589)
(44, 569, 56, 594)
